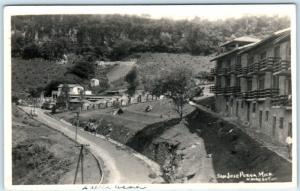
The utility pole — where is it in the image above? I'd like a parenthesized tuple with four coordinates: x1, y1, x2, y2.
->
(75, 111, 80, 143)
(73, 144, 89, 184)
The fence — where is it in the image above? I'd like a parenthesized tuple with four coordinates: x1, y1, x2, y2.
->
(21, 94, 161, 111)
(80, 94, 160, 111)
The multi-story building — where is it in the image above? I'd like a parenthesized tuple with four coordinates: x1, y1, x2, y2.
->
(210, 28, 291, 145)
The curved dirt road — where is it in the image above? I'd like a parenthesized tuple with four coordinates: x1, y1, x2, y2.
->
(21, 107, 164, 184)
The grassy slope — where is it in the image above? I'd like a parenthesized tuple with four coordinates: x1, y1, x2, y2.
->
(132, 53, 215, 77)
(12, 53, 214, 96)
(12, 105, 101, 184)
(108, 52, 215, 90)
(11, 58, 82, 97)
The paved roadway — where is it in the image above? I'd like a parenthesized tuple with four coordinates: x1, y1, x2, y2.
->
(21, 107, 164, 184)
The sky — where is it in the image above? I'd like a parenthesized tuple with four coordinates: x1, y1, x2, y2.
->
(6, 4, 294, 20)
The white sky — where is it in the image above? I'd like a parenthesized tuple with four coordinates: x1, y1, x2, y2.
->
(6, 4, 294, 20)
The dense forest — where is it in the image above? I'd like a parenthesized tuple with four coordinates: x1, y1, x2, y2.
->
(11, 14, 290, 61)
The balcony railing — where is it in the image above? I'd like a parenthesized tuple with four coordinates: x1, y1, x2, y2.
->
(226, 86, 241, 94)
(216, 68, 229, 76)
(247, 62, 260, 74)
(210, 86, 240, 95)
(272, 95, 292, 107)
(235, 57, 288, 76)
(259, 57, 281, 71)
(237, 67, 248, 76)
(242, 88, 279, 99)
(273, 60, 291, 74)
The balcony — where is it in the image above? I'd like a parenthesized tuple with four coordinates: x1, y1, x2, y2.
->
(210, 86, 240, 95)
(247, 62, 260, 75)
(216, 68, 229, 76)
(273, 60, 291, 75)
(272, 95, 292, 107)
(226, 86, 241, 95)
(258, 88, 279, 98)
(259, 57, 280, 71)
(244, 88, 279, 100)
(228, 66, 237, 74)
(237, 67, 248, 77)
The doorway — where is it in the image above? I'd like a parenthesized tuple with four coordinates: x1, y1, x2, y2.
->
(259, 111, 263, 128)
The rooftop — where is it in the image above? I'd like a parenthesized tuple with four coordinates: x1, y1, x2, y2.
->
(238, 28, 290, 54)
(220, 36, 260, 47)
(57, 84, 83, 88)
(210, 43, 256, 61)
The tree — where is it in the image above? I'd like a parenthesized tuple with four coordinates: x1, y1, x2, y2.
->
(56, 83, 70, 110)
(44, 80, 63, 97)
(149, 66, 196, 119)
(22, 43, 40, 59)
(71, 60, 95, 79)
(125, 67, 139, 96)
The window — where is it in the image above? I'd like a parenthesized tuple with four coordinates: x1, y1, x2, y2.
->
(286, 43, 291, 60)
(260, 52, 267, 60)
(274, 46, 281, 58)
(259, 76, 265, 90)
(241, 101, 244, 109)
(248, 56, 254, 65)
(272, 117, 276, 136)
(272, 76, 279, 89)
(279, 117, 284, 129)
(236, 102, 239, 116)
(226, 77, 230, 87)
(286, 78, 292, 95)
(265, 111, 269, 121)
(236, 56, 241, 65)
(252, 103, 256, 113)
(247, 79, 252, 91)
(288, 123, 292, 137)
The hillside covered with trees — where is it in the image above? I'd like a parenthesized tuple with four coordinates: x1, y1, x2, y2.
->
(12, 14, 290, 61)
(11, 14, 290, 98)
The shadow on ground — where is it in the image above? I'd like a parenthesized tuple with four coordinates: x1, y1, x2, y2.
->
(185, 109, 292, 183)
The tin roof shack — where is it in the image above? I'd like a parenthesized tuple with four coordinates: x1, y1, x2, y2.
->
(210, 29, 291, 145)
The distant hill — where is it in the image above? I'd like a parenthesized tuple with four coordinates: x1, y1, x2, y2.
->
(11, 53, 215, 97)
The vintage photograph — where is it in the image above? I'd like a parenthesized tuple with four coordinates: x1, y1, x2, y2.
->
(4, 4, 296, 187)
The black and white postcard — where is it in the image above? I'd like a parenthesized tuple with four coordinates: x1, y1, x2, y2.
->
(3, 4, 297, 190)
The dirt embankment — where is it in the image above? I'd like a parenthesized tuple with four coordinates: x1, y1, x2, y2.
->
(58, 98, 291, 183)
(126, 116, 216, 183)
(185, 109, 292, 183)
(126, 109, 291, 183)
(12, 105, 101, 185)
